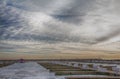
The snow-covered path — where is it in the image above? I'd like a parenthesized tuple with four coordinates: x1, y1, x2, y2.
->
(0, 62, 61, 79)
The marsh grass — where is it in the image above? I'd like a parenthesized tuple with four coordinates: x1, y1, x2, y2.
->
(39, 63, 117, 76)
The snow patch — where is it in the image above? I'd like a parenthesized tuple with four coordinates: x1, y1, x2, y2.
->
(0, 62, 62, 79)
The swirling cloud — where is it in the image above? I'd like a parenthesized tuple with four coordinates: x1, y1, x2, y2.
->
(0, 0, 120, 58)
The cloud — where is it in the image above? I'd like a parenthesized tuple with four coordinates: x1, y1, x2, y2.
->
(0, 0, 120, 56)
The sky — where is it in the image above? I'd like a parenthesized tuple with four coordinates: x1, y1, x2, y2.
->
(0, 0, 120, 60)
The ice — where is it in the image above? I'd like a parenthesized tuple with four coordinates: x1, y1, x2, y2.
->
(0, 62, 61, 79)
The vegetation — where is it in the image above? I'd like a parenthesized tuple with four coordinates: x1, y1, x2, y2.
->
(67, 77, 120, 79)
(39, 63, 117, 76)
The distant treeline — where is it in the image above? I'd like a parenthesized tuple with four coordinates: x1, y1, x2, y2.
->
(0, 59, 120, 64)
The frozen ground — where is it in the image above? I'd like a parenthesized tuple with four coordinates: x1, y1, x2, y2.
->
(0, 62, 119, 79)
(0, 62, 63, 79)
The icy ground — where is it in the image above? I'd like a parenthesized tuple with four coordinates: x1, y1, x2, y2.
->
(0, 62, 63, 79)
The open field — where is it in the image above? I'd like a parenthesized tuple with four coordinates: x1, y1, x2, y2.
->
(0, 59, 120, 79)
(66, 77, 120, 79)
(39, 63, 114, 76)
(0, 63, 13, 68)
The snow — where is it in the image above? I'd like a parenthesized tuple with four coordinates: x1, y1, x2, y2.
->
(1, 61, 119, 79)
(0, 62, 63, 79)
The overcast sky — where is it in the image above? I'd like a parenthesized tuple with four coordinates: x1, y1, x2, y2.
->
(0, 0, 120, 59)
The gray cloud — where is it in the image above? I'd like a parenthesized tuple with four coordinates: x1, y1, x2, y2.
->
(0, 0, 120, 45)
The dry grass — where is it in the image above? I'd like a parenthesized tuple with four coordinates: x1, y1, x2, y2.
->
(67, 77, 120, 79)
(39, 63, 117, 76)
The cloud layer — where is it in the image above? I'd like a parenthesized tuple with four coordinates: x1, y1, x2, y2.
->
(0, 0, 120, 58)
